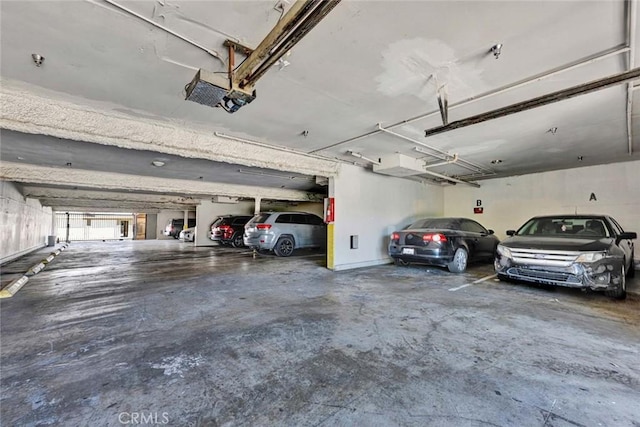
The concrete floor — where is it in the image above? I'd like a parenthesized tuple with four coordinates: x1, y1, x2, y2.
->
(1, 240, 640, 427)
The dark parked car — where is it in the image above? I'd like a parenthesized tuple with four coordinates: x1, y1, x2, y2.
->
(495, 215, 636, 299)
(389, 217, 499, 273)
(209, 215, 253, 247)
(163, 218, 196, 239)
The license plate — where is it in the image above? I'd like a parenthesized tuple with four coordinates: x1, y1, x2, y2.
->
(402, 248, 415, 255)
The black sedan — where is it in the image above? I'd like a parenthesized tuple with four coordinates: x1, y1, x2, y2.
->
(495, 215, 636, 299)
(389, 217, 499, 273)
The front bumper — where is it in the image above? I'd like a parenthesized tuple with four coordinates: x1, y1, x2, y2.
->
(494, 255, 623, 290)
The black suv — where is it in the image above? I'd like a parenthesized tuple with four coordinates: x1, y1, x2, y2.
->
(163, 218, 196, 239)
(209, 215, 253, 247)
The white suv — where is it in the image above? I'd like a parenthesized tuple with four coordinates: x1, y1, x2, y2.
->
(243, 212, 326, 256)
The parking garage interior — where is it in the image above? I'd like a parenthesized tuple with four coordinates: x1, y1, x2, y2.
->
(1, 1, 640, 426)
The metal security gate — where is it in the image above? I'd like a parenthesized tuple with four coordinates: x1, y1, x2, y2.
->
(56, 212, 135, 242)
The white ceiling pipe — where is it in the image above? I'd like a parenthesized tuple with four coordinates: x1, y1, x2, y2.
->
(626, 0, 637, 155)
(378, 123, 452, 162)
(423, 153, 459, 169)
(311, 45, 629, 154)
(213, 131, 339, 164)
(103, 0, 225, 63)
(347, 150, 478, 188)
(346, 150, 380, 164)
(419, 169, 480, 188)
(377, 124, 492, 174)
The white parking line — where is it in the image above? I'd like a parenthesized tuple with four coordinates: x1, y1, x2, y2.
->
(449, 273, 497, 291)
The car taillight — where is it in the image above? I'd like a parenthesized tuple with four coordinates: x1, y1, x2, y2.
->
(423, 233, 447, 242)
(391, 232, 400, 240)
(256, 224, 272, 230)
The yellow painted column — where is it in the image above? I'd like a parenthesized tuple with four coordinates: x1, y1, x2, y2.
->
(327, 223, 335, 270)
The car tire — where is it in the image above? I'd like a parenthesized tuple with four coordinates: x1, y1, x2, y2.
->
(394, 258, 409, 266)
(231, 233, 244, 248)
(627, 252, 635, 278)
(605, 265, 627, 300)
(274, 237, 295, 257)
(447, 248, 468, 273)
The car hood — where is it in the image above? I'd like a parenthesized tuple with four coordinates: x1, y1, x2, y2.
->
(500, 236, 613, 251)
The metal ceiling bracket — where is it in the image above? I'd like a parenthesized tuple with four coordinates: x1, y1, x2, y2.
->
(436, 84, 449, 125)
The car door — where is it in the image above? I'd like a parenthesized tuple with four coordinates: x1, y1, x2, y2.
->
(306, 214, 326, 247)
(291, 214, 311, 247)
(607, 217, 634, 266)
(461, 219, 495, 260)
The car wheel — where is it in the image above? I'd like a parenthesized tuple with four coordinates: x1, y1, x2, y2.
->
(394, 258, 409, 266)
(605, 265, 627, 300)
(627, 252, 635, 278)
(496, 273, 510, 282)
(447, 248, 468, 273)
(231, 233, 244, 248)
(274, 237, 295, 257)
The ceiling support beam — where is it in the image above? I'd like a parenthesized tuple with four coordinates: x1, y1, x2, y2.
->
(0, 162, 324, 202)
(233, 1, 316, 85)
(0, 83, 339, 178)
(310, 44, 630, 154)
(424, 67, 640, 138)
(241, 0, 342, 88)
(21, 186, 199, 207)
(626, 0, 637, 155)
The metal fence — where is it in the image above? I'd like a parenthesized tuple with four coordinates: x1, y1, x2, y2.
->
(56, 212, 135, 241)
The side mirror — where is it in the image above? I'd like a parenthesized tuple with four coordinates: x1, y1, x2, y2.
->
(487, 229, 495, 235)
(506, 230, 516, 236)
(616, 232, 637, 244)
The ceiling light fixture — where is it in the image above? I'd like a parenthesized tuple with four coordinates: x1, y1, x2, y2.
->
(490, 159, 503, 164)
(151, 160, 165, 167)
(490, 43, 502, 59)
(237, 168, 312, 180)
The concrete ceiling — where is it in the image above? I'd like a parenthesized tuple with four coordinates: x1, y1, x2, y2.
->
(1, 0, 640, 211)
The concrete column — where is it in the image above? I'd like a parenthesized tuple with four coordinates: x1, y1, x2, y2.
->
(254, 197, 262, 214)
(51, 210, 57, 235)
(183, 210, 189, 230)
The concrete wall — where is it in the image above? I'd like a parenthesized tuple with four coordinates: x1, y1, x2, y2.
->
(330, 165, 444, 271)
(156, 210, 196, 240)
(194, 200, 255, 247)
(1, 181, 53, 264)
(443, 161, 640, 264)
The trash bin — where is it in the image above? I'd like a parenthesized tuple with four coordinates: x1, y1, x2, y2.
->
(47, 235, 56, 247)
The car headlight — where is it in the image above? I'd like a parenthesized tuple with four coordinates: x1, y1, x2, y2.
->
(497, 245, 512, 258)
(575, 251, 607, 263)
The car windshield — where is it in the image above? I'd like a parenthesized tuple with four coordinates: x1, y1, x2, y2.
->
(407, 218, 457, 229)
(517, 217, 609, 237)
